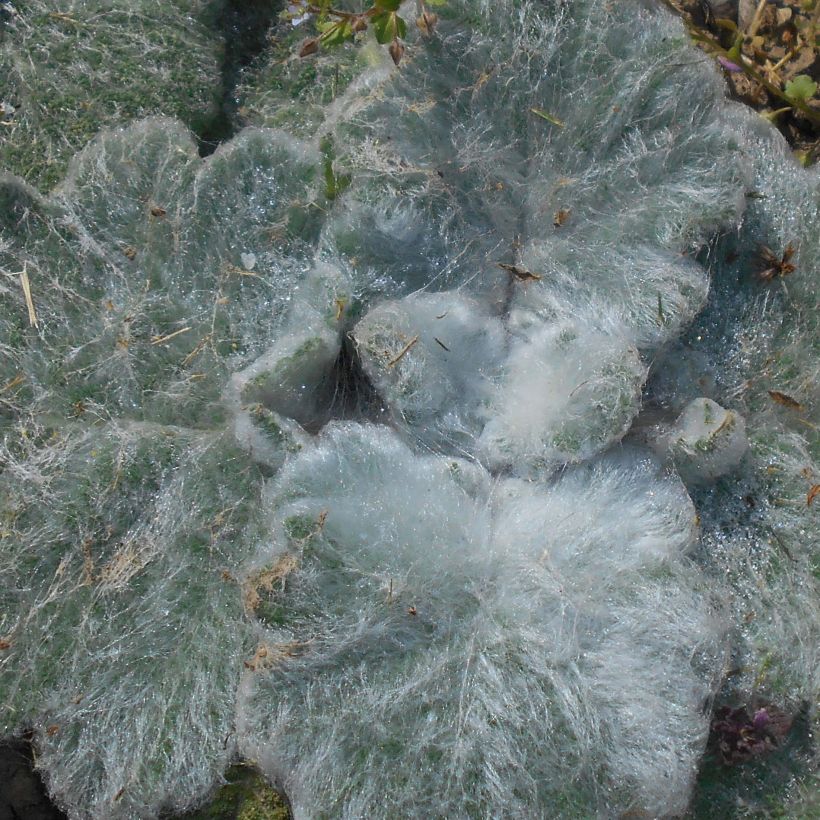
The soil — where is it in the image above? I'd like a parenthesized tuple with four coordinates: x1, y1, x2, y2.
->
(662, 0, 820, 163)
(0, 739, 66, 820)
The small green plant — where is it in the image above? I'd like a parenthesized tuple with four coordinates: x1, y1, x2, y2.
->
(784, 74, 818, 104)
(286, 0, 443, 65)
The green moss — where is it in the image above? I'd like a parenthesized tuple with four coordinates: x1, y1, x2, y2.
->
(284, 514, 316, 543)
(179, 765, 290, 820)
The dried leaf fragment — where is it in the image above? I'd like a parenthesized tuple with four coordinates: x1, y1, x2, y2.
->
(0, 638, 11, 650)
(768, 390, 804, 411)
(149, 205, 167, 218)
(758, 243, 796, 281)
(0, 374, 24, 394)
(245, 640, 307, 671)
(416, 10, 438, 36)
(498, 262, 542, 282)
(150, 326, 191, 346)
(243, 553, 300, 612)
(530, 107, 564, 127)
(553, 208, 571, 227)
(299, 37, 319, 57)
(387, 336, 418, 367)
(19, 263, 37, 327)
(807, 485, 820, 506)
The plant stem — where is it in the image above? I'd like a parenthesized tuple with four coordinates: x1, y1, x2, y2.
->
(747, 0, 769, 39)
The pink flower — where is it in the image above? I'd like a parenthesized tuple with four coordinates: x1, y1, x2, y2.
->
(717, 56, 742, 73)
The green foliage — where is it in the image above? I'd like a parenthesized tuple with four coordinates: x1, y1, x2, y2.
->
(372, 9, 407, 44)
(286, 0, 439, 64)
(317, 17, 355, 46)
(784, 75, 818, 103)
(0, 0, 224, 189)
(320, 136, 352, 199)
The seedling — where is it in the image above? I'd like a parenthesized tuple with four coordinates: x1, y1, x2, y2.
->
(289, 0, 441, 65)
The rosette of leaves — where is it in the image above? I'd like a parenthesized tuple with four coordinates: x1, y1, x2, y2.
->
(0, 0, 817, 818)
(239, 0, 753, 472)
(0, 117, 348, 817)
(0, 0, 224, 190)
(239, 422, 723, 818)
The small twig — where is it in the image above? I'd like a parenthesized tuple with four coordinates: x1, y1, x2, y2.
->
(19, 263, 37, 327)
(747, 0, 769, 39)
(713, 410, 736, 436)
(387, 336, 418, 367)
(770, 45, 800, 74)
(224, 264, 259, 277)
(0, 374, 24, 393)
(181, 334, 211, 367)
(150, 326, 191, 346)
(48, 11, 80, 24)
(306, 3, 366, 22)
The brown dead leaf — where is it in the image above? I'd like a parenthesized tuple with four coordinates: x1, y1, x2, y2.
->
(242, 554, 300, 612)
(553, 208, 571, 227)
(149, 206, 167, 218)
(758, 243, 796, 281)
(299, 37, 319, 57)
(46, 725, 60, 736)
(0, 639, 11, 650)
(245, 640, 307, 671)
(768, 390, 804, 411)
(807, 485, 820, 506)
(498, 262, 542, 282)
